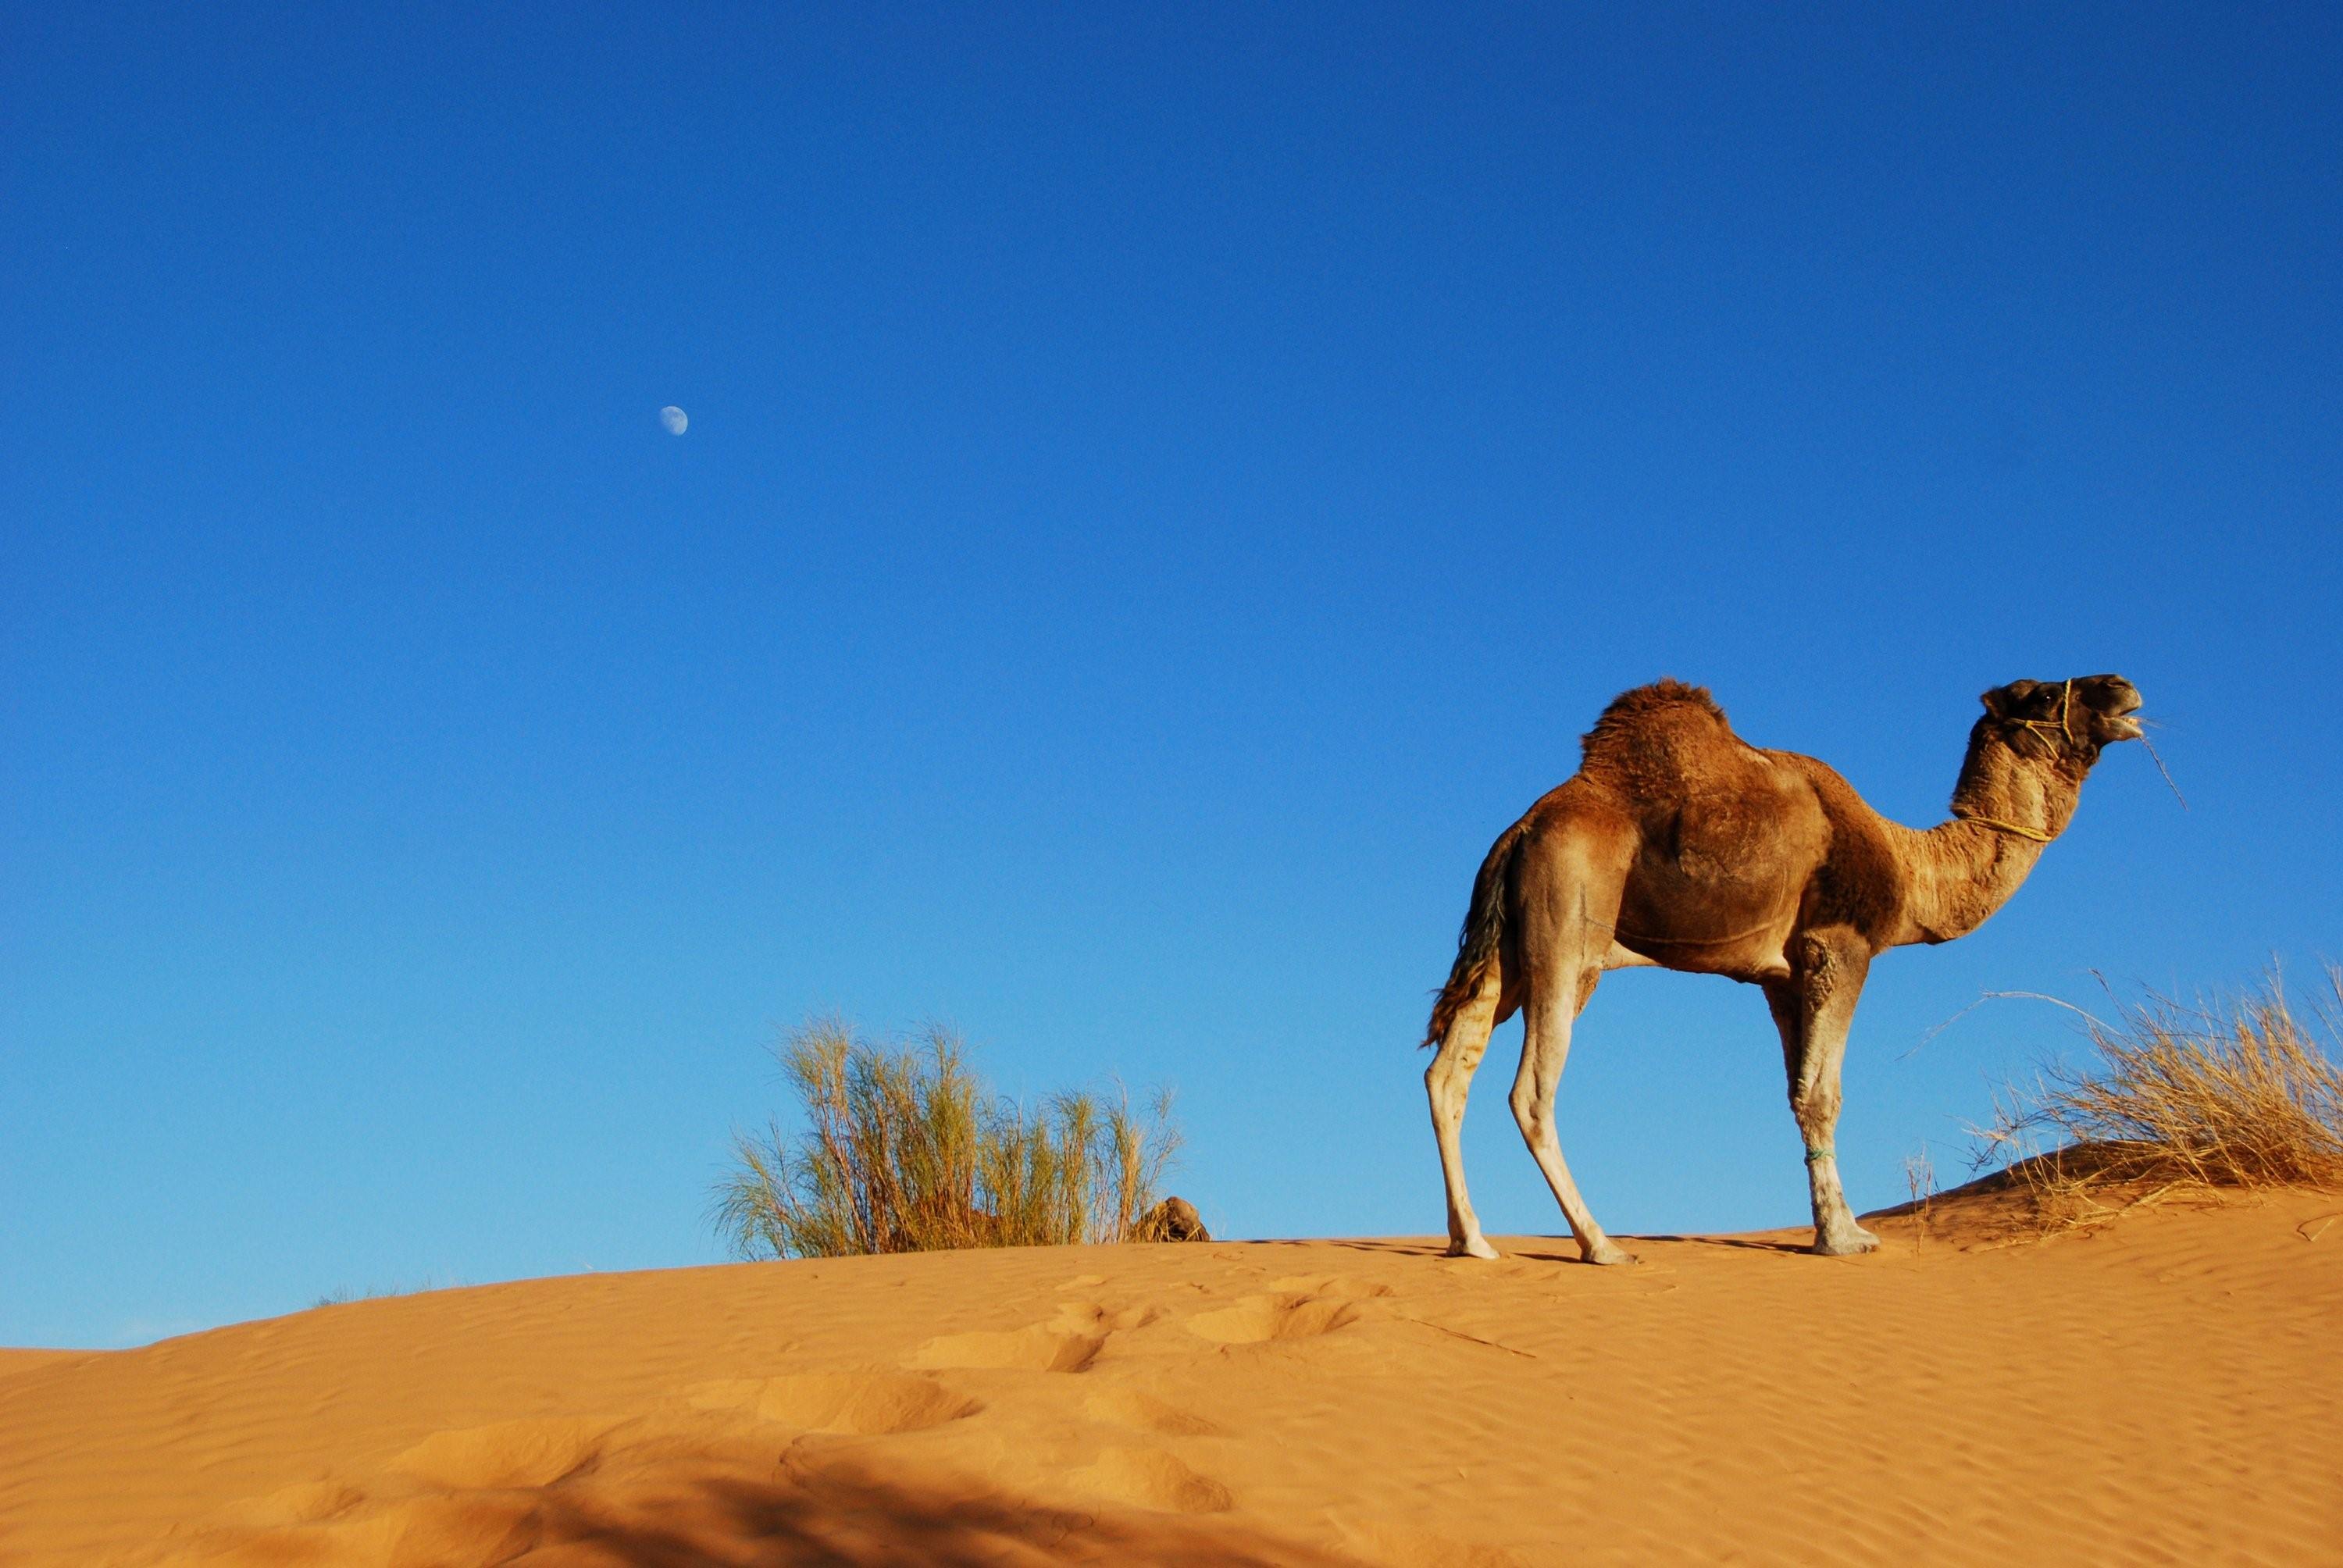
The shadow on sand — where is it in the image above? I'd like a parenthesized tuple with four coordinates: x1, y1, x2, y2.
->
(443, 1458, 1349, 1566)
(1314, 1233, 1817, 1263)
(1628, 1234, 1813, 1256)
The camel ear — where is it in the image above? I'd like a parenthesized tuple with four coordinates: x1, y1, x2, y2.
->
(1981, 679, 2038, 720)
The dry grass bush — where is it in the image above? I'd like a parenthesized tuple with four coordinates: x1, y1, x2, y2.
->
(1969, 968, 2343, 1236)
(310, 1274, 463, 1310)
(712, 1018, 1183, 1260)
(1901, 1147, 1939, 1242)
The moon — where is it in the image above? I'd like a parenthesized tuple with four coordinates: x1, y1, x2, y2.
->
(659, 405, 688, 436)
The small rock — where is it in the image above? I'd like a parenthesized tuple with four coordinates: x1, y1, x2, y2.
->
(1136, 1197, 1211, 1242)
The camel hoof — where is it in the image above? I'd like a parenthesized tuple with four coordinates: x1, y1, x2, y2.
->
(1583, 1242, 1639, 1267)
(1446, 1237, 1502, 1260)
(1813, 1227, 1881, 1257)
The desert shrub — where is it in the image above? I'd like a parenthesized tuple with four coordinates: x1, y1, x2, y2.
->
(1901, 1146, 1940, 1242)
(711, 1018, 1182, 1260)
(310, 1274, 462, 1310)
(1970, 968, 2343, 1230)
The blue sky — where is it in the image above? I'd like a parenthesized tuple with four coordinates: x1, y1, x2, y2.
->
(5, 5, 2338, 1349)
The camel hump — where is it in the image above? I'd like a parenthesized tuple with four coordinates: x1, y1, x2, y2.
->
(1578, 679, 1733, 767)
(1574, 679, 1776, 816)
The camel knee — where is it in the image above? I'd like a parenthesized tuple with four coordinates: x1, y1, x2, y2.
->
(1791, 1089, 1841, 1135)
(1507, 1087, 1552, 1142)
(1426, 1046, 1483, 1099)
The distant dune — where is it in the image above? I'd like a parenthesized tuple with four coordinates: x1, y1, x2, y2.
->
(4, 1192, 2338, 1564)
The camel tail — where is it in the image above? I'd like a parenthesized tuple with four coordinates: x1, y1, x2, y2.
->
(1421, 818, 1529, 1048)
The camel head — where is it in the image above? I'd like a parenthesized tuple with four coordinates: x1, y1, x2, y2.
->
(1977, 674, 2144, 769)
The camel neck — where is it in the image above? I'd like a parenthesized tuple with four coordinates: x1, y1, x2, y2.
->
(1952, 810, 2056, 844)
(1898, 818, 2045, 945)
(1946, 726, 2082, 846)
(1895, 729, 2080, 946)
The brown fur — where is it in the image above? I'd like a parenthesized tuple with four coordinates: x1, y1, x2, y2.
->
(1422, 674, 2145, 1261)
(1577, 677, 1729, 763)
(1424, 818, 1532, 1048)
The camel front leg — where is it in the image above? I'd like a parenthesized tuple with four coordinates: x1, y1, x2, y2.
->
(1770, 936, 1878, 1256)
(1510, 979, 1635, 1266)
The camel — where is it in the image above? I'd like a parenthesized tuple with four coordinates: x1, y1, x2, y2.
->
(1422, 674, 2144, 1260)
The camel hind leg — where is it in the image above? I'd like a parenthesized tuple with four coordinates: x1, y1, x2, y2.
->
(1511, 960, 1636, 1265)
(1507, 824, 1639, 1266)
(1425, 961, 1517, 1259)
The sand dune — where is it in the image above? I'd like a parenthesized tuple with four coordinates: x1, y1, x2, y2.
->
(4, 1192, 2338, 1564)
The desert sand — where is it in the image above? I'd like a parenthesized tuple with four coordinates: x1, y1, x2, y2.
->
(4, 1191, 2338, 1566)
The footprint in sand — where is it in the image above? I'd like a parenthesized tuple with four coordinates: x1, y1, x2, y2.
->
(208, 1479, 368, 1530)
(1051, 1299, 1158, 1334)
(1266, 1274, 1395, 1300)
(687, 1372, 976, 1434)
(1083, 1385, 1220, 1437)
(213, 1426, 611, 1565)
(390, 1417, 618, 1491)
(373, 1491, 547, 1562)
(908, 1324, 1106, 1373)
(1067, 1445, 1233, 1513)
(1186, 1292, 1362, 1345)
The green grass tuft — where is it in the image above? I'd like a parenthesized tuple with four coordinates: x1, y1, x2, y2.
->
(711, 1018, 1183, 1260)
